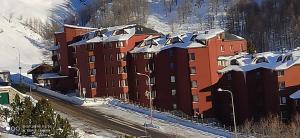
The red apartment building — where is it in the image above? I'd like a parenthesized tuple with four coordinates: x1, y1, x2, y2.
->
(63, 24, 159, 98)
(216, 51, 300, 124)
(128, 30, 247, 117)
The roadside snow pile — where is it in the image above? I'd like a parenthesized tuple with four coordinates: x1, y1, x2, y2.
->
(108, 99, 232, 138)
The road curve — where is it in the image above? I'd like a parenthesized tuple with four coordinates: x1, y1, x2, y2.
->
(27, 91, 174, 138)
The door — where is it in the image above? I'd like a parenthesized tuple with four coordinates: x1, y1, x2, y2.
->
(0, 92, 9, 105)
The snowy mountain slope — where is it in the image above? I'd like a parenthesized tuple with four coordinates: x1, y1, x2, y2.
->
(146, 0, 228, 34)
(0, 0, 74, 81)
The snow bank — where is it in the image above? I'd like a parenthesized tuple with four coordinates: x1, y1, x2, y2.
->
(109, 99, 232, 138)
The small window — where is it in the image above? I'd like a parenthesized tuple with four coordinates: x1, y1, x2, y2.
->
(117, 53, 126, 61)
(89, 68, 96, 76)
(280, 97, 287, 105)
(111, 67, 115, 74)
(278, 81, 285, 90)
(191, 80, 197, 88)
(150, 77, 155, 84)
(135, 79, 139, 86)
(105, 81, 108, 88)
(118, 66, 127, 74)
(277, 70, 284, 77)
(190, 67, 196, 74)
(132, 54, 137, 60)
(116, 41, 124, 48)
(109, 43, 113, 48)
(134, 66, 137, 72)
(88, 44, 95, 50)
(227, 74, 232, 80)
(89, 56, 96, 62)
(144, 53, 154, 59)
(173, 104, 177, 109)
(171, 89, 176, 96)
(103, 55, 106, 61)
(193, 95, 199, 102)
(189, 53, 195, 61)
(169, 50, 174, 57)
(230, 45, 233, 51)
(170, 63, 175, 70)
(119, 79, 128, 87)
(90, 82, 97, 89)
(145, 63, 150, 72)
(110, 55, 114, 61)
(221, 45, 225, 52)
(111, 80, 115, 87)
(171, 76, 176, 82)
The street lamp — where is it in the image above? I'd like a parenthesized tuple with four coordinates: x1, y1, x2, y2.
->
(12, 47, 21, 84)
(137, 72, 153, 126)
(68, 66, 82, 98)
(218, 88, 237, 138)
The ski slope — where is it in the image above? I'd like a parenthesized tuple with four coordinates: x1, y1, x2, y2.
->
(0, 0, 72, 82)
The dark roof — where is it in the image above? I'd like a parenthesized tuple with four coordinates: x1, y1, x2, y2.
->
(224, 33, 244, 40)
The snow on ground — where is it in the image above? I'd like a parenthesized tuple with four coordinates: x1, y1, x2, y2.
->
(56, 111, 117, 138)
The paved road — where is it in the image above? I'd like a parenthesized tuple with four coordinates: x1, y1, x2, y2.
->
(27, 91, 173, 138)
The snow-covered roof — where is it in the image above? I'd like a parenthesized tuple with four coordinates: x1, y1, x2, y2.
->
(130, 33, 209, 53)
(48, 45, 59, 51)
(195, 29, 224, 40)
(218, 50, 300, 73)
(290, 90, 300, 99)
(63, 24, 97, 30)
(69, 24, 138, 47)
(37, 73, 68, 80)
(27, 63, 51, 74)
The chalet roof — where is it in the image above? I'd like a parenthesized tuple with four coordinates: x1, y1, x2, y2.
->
(27, 63, 52, 74)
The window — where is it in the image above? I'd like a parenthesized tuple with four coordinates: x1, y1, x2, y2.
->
(110, 55, 114, 61)
(116, 41, 124, 48)
(105, 81, 108, 88)
(145, 63, 150, 72)
(151, 90, 157, 99)
(190, 67, 196, 74)
(105, 67, 108, 74)
(90, 82, 97, 89)
(217, 60, 229, 67)
(134, 66, 137, 72)
(109, 43, 113, 48)
(169, 50, 174, 57)
(173, 104, 177, 109)
(280, 97, 287, 105)
(189, 53, 195, 61)
(117, 53, 126, 61)
(88, 44, 95, 50)
(171, 89, 176, 96)
(103, 55, 106, 61)
(171, 76, 176, 82)
(132, 54, 137, 60)
(119, 79, 128, 87)
(193, 95, 199, 102)
(111, 67, 115, 74)
(170, 63, 175, 70)
(135, 79, 139, 86)
(144, 53, 154, 59)
(277, 70, 284, 77)
(89, 56, 96, 63)
(227, 74, 232, 80)
(221, 45, 224, 52)
(150, 77, 155, 84)
(118, 66, 127, 74)
(111, 80, 115, 87)
(89, 68, 96, 76)
(191, 80, 197, 88)
(230, 45, 233, 51)
(278, 81, 285, 90)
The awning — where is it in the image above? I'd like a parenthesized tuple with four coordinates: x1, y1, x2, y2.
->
(290, 90, 300, 99)
(37, 73, 68, 80)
